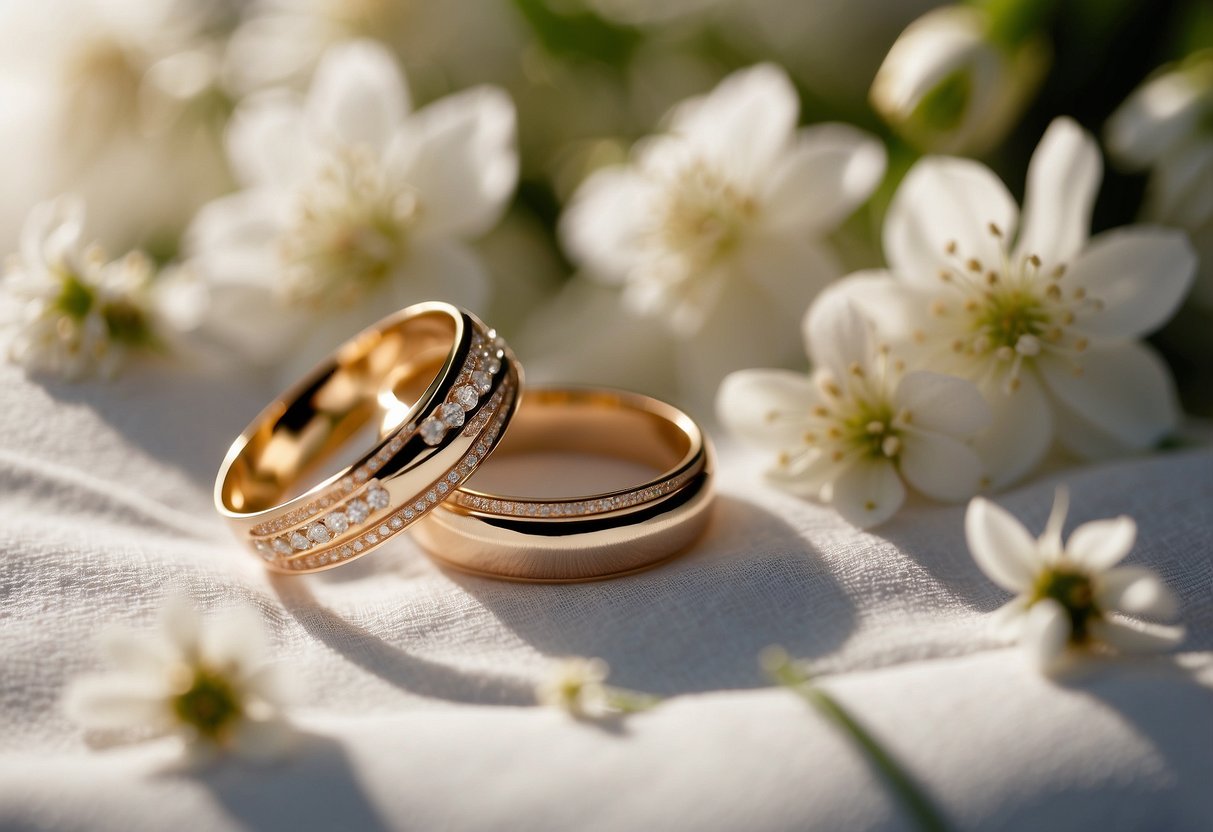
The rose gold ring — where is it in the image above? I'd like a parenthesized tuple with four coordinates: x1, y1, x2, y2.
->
(214, 302, 520, 574)
(411, 386, 715, 582)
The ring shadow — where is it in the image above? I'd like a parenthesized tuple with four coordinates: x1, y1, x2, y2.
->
(169, 732, 392, 832)
(446, 494, 857, 697)
(269, 572, 537, 706)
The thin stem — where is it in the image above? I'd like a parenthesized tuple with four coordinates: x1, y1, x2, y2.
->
(762, 649, 951, 832)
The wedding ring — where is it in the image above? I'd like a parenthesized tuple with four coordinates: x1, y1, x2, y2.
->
(411, 387, 714, 582)
(215, 302, 520, 574)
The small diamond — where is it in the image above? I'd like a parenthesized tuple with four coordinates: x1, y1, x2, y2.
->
(466, 453, 479, 466)
(325, 511, 349, 534)
(483, 356, 502, 375)
(290, 531, 310, 551)
(389, 437, 404, 452)
(340, 545, 352, 558)
(447, 471, 459, 483)
(471, 371, 492, 394)
(404, 508, 415, 520)
(271, 537, 292, 555)
(439, 402, 465, 428)
(390, 516, 404, 529)
(353, 540, 364, 552)
(426, 490, 438, 503)
(345, 499, 370, 523)
(378, 525, 390, 536)
(367, 486, 390, 510)
(420, 418, 446, 445)
(475, 443, 488, 455)
(437, 482, 449, 494)
(307, 523, 331, 544)
(354, 469, 369, 482)
(453, 385, 479, 410)
(414, 501, 426, 512)
(366, 533, 378, 544)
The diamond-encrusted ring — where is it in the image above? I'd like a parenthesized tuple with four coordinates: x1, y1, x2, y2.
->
(410, 387, 714, 582)
(214, 302, 521, 574)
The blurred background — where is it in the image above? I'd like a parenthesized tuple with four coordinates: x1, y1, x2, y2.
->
(1, 0, 1210, 415)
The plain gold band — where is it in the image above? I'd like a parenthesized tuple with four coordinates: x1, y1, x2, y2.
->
(411, 386, 715, 582)
(214, 301, 521, 574)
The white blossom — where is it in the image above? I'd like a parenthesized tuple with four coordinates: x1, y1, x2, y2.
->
(718, 290, 990, 528)
(2, 196, 202, 380)
(557, 63, 886, 403)
(966, 488, 1184, 672)
(186, 40, 517, 365)
(536, 657, 657, 720)
(870, 5, 1048, 155)
(64, 598, 295, 762)
(1106, 55, 1213, 309)
(832, 117, 1196, 487)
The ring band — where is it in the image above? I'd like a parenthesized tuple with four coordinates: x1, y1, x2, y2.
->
(214, 302, 521, 574)
(411, 387, 714, 582)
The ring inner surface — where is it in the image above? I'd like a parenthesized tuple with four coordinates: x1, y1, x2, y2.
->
(220, 310, 455, 513)
(462, 389, 693, 500)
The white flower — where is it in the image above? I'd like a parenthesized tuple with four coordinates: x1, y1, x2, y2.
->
(870, 5, 1049, 155)
(718, 290, 990, 528)
(187, 40, 517, 364)
(2, 196, 201, 380)
(832, 117, 1197, 487)
(64, 598, 295, 761)
(536, 657, 657, 719)
(558, 63, 886, 402)
(966, 488, 1184, 672)
(1106, 55, 1213, 308)
(0, 0, 231, 252)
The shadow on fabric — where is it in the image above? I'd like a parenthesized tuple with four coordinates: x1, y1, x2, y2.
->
(172, 731, 392, 832)
(447, 495, 857, 697)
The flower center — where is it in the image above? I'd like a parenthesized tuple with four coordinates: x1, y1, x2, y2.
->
(53, 272, 95, 320)
(655, 160, 757, 271)
(1032, 567, 1099, 643)
(171, 665, 244, 742)
(279, 148, 419, 309)
(922, 224, 1103, 392)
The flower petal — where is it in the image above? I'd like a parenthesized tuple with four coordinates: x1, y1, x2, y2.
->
(159, 596, 201, 658)
(899, 430, 984, 502)
(21, 195, 85, 269)
(761, 123, 887, 233)
(1022, 598, 1071, 670)
(893, 370, 990, 436)
(1014, 117, 1101, 268)
(964, 497, 1040, 592)
(989, 597, 1030, 640)
(1061, 518, 1135, 577)
(558, 166, 651, 283)
(1089, 616, 1184, 654)
(667, 63, 797, 186)
(1065, 226, 1196, 339)
(716, 368, 816, 449)
(1105, 70, 1209, 167)
(830, 459, 906, 529)
(305, 40, 409, 153)
(201, 604, 268, 673)
(1038, 342, 1179, 453)
(972, 369, 1053, 488)
(883, 156, 1018, 289)
(225, 90, 310, 189)
(389, 85, 517, 241)
(63, 674, 171, 733)
(101, 631, 174, 676)
(802, 289, 874, 379)
(1096, 566, 1180, 620)
(817, 270, 931, 345)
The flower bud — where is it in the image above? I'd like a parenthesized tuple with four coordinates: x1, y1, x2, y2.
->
(870, 5, 1049, 155)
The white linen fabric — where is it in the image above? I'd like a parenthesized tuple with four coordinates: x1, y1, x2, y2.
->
(0, 357, 1211, 831)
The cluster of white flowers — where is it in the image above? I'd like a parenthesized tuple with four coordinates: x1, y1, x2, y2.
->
(720, 116, 1196, 526)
